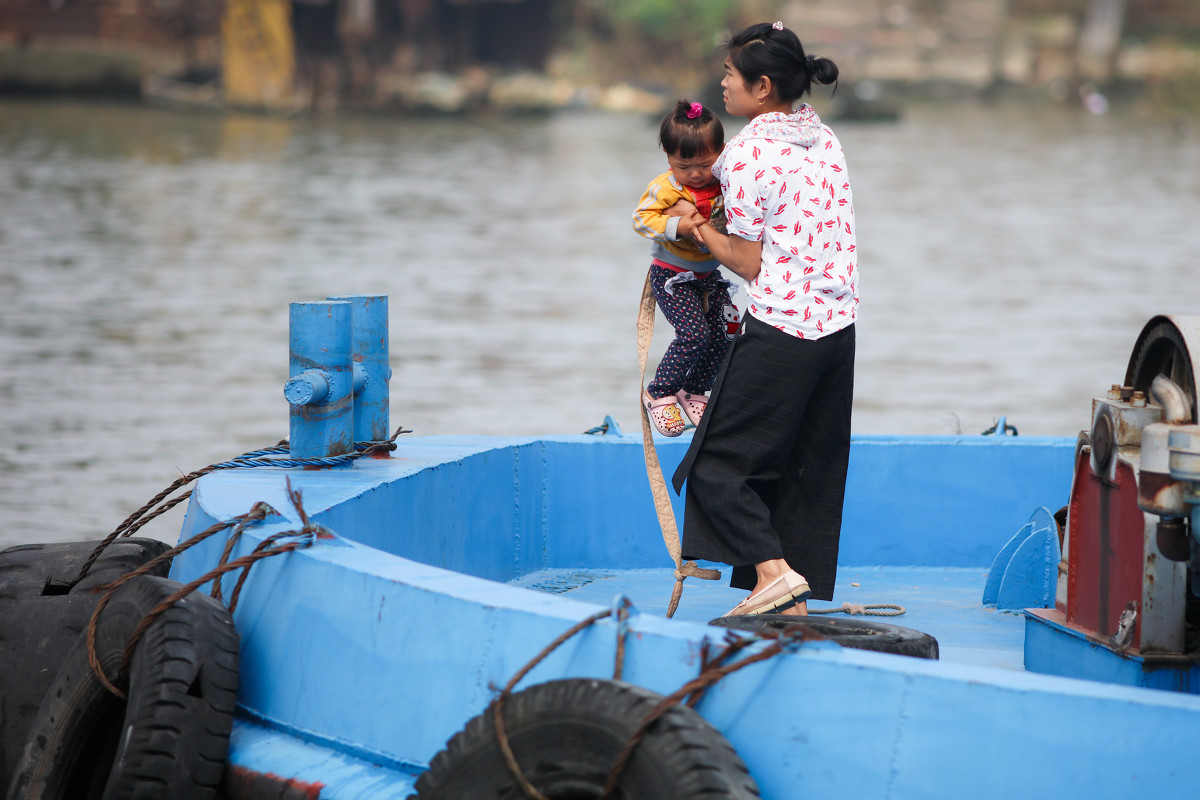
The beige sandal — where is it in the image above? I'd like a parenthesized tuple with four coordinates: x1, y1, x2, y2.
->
(644, 391, 686, 437)
(675, 391, 708, 427)
(723, 571, 812, 617)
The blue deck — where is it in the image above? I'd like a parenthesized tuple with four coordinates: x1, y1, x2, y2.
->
(513, 565, 1025, 670)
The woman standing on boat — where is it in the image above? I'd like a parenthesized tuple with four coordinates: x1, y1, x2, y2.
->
(672, 21, 858, 617)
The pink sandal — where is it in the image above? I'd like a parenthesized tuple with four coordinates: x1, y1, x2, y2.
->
(644, 391, 686, 437)
(675, 391, 708, 427)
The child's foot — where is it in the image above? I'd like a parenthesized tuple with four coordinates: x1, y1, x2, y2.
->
(675, 390, 708, 427)
(644, 391, 686, 437)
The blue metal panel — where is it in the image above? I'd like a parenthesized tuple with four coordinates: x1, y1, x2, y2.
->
(1025, 610, 1199, 693)
(189, 434, 1077, 582)
(227, 719, 419, 798)
(327, 294, 390, 443)
(540, 437, 689, 570)
(983, 506, 1059, 609)
(287, 301, 354, 459)
(315, 440, 544, 582)
(841, 436, 1075, 567)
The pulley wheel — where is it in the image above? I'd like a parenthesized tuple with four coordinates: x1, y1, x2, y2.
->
(1125, 315, 1200, 423)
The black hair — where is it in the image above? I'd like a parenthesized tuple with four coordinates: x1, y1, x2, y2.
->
(658, 100, 724, 159)
(726, 22, 839, 102)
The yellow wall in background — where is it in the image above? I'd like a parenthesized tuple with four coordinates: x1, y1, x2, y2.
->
(222, 0, 296, 110)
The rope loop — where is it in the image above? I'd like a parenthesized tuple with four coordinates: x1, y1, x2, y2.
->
(808, 602, 906, 617)
(672, 561, 721, 582)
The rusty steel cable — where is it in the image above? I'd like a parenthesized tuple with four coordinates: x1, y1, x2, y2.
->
(490, 607, 818, 800)
(84, 502, 273, 697)
(85, 479, 322, 698)
(105, 534, 315, 698)
(492, 609, 614, 800)
(73, 428, 410, 585)
(601, 625, 822, 798)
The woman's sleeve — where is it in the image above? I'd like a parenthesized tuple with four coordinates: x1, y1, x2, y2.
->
(719, 143, 766, 242)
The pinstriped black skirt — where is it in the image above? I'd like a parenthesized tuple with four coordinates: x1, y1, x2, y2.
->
(672, 315, 855, 601)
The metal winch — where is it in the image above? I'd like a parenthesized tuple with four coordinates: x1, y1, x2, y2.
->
(1063, 315, 1200, 657)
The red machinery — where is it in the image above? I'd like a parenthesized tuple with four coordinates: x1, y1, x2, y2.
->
(1059, 316, 1200, 660)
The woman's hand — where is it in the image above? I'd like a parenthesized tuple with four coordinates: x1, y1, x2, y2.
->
(664, 199, 698, 217)
(666, 199, 704, 242)
(693, 224, 762, 282)
(676, 210, 708, 239)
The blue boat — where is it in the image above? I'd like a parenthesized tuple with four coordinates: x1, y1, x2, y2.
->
(6, 295, 1200, 799)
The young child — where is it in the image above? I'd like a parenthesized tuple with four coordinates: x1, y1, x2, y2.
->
(633, 100, 739, 437)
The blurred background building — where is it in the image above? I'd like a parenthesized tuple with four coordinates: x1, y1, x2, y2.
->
(0, 0, 1197, 114)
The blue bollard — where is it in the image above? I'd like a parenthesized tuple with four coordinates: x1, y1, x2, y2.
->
(286, 301, 354, 459)
(327, 294, 391, 443)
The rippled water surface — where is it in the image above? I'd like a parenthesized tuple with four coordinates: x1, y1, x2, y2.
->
(2, 98, 1199, 546)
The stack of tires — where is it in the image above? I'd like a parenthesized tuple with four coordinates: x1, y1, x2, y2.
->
(0, 539, 240, 799)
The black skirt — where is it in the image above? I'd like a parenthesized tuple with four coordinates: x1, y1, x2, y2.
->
(672, 315, 855, 601)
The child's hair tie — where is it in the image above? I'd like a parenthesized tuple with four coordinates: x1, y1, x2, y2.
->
(772, 20, 784, 30)
(686, 102, 703, 119)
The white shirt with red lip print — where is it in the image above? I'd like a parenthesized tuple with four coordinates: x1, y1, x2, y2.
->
(712, 106, 859, 340)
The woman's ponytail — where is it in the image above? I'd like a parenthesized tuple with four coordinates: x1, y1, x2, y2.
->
(808, 55, 839, 89)
(727, 22, 839, 101)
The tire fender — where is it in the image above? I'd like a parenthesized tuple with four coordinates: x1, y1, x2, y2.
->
(0, 539, 172, 784)
(5, 575, 239, 800)
(413, 678, 760, 799)
(710, 614, 940, 659)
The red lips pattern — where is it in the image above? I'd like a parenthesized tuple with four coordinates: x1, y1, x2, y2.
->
(714, 110, 859, 340)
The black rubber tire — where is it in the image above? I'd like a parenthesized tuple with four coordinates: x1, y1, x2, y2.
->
(412, 678, 760, 800)
(0, 538, 172, 600)
(5, 575, 240, 800)
(709, 614, 940, 659)
(0, 539, 173, 785)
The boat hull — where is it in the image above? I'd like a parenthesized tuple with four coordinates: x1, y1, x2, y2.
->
(167, 433, 1200, 798)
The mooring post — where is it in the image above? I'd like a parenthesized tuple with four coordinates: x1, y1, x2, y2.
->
(327, 294, 390, 443)
(285, 301, 354, 459)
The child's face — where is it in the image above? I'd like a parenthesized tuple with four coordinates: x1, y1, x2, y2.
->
(667, 150, 719, 191)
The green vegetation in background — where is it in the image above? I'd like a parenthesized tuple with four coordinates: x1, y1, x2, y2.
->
(559, 0, 757, 86)
(606, 0, 741, 60)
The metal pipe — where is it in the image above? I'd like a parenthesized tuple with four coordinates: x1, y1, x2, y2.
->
(328, 294, 391, 443)
(284, 370, 330, 406)
(1151, 374, 1191, 424)
(287, 301, 354, 459)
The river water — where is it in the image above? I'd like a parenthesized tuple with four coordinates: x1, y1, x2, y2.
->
(1, 98, 1199, 547)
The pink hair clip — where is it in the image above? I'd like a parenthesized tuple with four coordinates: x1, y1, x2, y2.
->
(687, 102, 703, 119)
(772, 20, 784, 30)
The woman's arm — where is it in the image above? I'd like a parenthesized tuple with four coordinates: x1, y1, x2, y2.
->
(693, 224, 762, 281)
